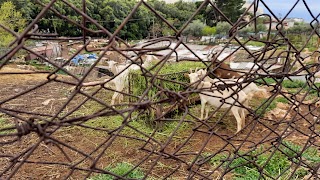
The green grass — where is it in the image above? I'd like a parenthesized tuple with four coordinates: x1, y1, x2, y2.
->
(245, 41, 265, 47)
(280, 141, 320, 168)
(89, 162, 145, 180)
(85, 114, 191, 141)
(255, 97, 289, 116)
(308, 82, 320, 95)
(77, 98, 192, 141)
(255, 78, 307, 89)
(27, 59, 54, 71)
(282, 80, 306, 89)
(206, 141, 318, 179)
(0, 116, 14, 135)
(255, 78, 277, 86)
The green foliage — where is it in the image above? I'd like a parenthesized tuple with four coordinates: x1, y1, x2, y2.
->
(0, 1, 26, 47)
(207, 141, 318, 179)
(130, 61, 206, 99)
(0, 0, 246, 40)
(1, 0, 201, 39)
(239, 26, 253, 36)
(90, 162, 145, 180)
(215, 22, 232, 35)
(202, 26, 216, 36)
(161, 18, 177, 36)
(201, 0, 245, 25)
(287, 22, 311, 34)
(257, 24, 267, 32)
(183, 19, 206, 37)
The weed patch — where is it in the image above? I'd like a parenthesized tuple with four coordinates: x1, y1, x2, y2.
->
(206, 141, 318, 179)
(89, 162, 145, 180)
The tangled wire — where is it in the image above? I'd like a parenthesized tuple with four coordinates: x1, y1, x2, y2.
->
(0, 0, 320, 179)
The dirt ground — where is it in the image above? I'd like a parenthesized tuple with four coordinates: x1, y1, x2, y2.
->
(0, 65, 319, 179)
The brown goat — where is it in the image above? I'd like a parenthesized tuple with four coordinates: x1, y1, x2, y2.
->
(207, 60, 241, 79)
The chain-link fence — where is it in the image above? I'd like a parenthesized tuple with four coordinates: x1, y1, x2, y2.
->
(0, 0, 320, 179)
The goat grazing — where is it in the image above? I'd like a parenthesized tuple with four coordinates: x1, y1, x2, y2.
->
(196, 68, 267, 102)
(107, 60, 140, 105)
(107, 55, 160, 105)
(188, 70, 248, 133)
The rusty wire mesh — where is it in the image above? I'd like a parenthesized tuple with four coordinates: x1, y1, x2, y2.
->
(0, 0, 320, 179)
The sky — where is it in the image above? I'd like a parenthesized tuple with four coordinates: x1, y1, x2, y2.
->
(259, 0, 320, 22)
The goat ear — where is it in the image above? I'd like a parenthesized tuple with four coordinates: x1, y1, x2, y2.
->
(195, 67, 198, 72)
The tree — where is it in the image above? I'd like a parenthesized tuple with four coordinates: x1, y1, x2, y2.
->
(0, 0, 200, 39)
(215, 0, 245, 23)
(215, 22, 231, 35)
(183, 20, 206, 37)
(202, 26, 216, 36)
(162, 18, 177, 36)
(287, 22, 311, 34)
(256, 24, 267, 32)
(0, 1, 26, 47)
(203, 0, 245, 26)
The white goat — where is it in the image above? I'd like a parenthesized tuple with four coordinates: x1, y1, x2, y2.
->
(107, 60, 140, 105)
(107, 55, 161, 105)
(188, 71, 248, 133)
(196, 69, 267, 107)
(142, 55, 159, 68)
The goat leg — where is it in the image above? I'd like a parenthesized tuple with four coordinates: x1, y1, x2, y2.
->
(200, 100, 206, 120)
(205, 106, 209, 119)
(231, 107, 243, 133)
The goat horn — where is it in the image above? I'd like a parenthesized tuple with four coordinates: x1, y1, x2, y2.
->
(189, 68, 193, 73)
(195, 67, 199, 72)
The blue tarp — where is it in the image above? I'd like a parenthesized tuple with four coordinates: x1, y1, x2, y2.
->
(87, 54, 97, 59)
(71, 54, 85, 65)
(71, 54, 97, 65)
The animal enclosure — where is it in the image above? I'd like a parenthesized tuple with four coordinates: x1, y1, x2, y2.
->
(0, 0, 320, 179)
